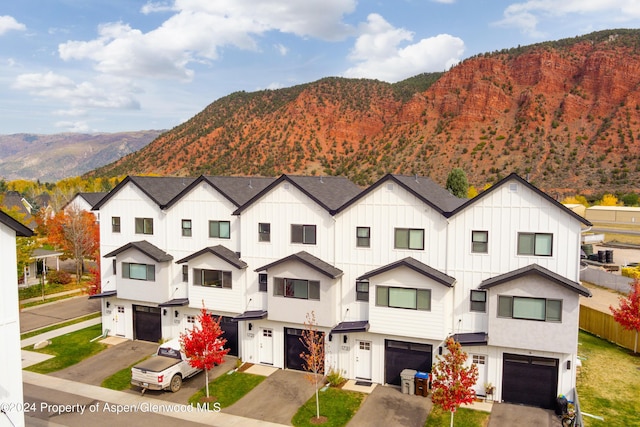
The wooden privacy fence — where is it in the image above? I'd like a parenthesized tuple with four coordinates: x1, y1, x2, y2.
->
(580, 305, 638, 353)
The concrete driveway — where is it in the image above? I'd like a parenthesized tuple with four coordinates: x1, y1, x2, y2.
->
(224, 369, 316, 425)
(488, 403, 562, 427)
(347, 385, 431, 427)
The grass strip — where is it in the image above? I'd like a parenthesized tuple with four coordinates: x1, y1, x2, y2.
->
(20, 312, 101, 340)
(188, 370, 266, 409)
(101, 355, 151, 390)
(291, 387, 364, 427)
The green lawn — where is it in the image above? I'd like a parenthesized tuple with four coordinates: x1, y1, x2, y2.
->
(424, 407, 490, 427)
(101, 356, 151, 390)
(291, 388, 364, 427)
(188, 370, 266, 409)
(23, 323, 107, 374)
(576, 330, 640, 427)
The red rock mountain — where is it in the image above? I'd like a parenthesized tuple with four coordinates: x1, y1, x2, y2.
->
(91, 29, 640, 196)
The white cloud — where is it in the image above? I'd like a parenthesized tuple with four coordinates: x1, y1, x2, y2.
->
(0, 16, 26, 35)
(54, 121, 91, 132)
(344, 14, 464, 82)
(275, 43, 289, 56)
(496, 0, 640, 36)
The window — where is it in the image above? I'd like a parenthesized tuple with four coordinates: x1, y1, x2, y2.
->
(135, 217, 153, 235)
(472, 230, 488, 253)
(111, 217, 121, 233)
(356, 280, 369, 302)
(376, 286, 431, 310)
(193, 269, 232, 288)
(356, 227, 371, 248)
(498, 296, 562, 322)
(209, 220, 230, 239)
(291, 224, 316, 244)
(394, 228, 424, 250)
(470, 290, 487, 312)
(259, 223, 271, 242)
(112, 259, 117, 275)
(122, 263, 155, 281)
(182, 265, 188, 282)
(517, 232, 553, 256)
(259, 273, 268, 292)
(273, 278, 320, 300)
(182, 219, 192, 237)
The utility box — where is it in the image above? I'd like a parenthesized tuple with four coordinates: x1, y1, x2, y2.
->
(400, 369, 417, 395)
(414, 371, 430, 397)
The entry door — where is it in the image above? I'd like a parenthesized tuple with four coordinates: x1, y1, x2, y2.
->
(115, 306, 125, 336)
(355, 340, 372, 380)
(472, 354, 487, 396)
(259, 328, 274, 365)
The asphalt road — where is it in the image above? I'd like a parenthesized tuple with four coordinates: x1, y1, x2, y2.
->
(20, 297, 101, 333)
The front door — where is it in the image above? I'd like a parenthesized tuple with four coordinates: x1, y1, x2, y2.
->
(115, 305, 125, 336)
(355, 340, 372, 380)
(259, 328, 273, 365)
(472, 354, 487, 396)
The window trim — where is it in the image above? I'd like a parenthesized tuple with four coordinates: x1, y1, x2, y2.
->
(471, 230, 488, 254)
(122, 262, 155, 281)
(182, 219, 192, 237)
(209, 220, 231, 239)
(517, 232, 553, 257)
(497, 295, 562, 322)
(111, 216, 121, 233)
(182, 265, 188, 282)
(291, 224, 317, 245)
(470, 289, 487, 312)
(356, 280, 369, 302)
(273, 277, 320, 300)
(394, 228, 425, 250)
(258, 273, 268, 292)
(193, 268, 232, 289)
(376, 285, 431, 311)
(258, 222, 271, 242)
(135, 217, 153, 235)
(356, 227, 371, 248)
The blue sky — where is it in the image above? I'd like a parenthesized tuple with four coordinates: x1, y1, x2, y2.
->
(2, 0, 640, 134)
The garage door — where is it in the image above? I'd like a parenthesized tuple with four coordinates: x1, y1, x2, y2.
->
(502, 353, 558, 409)
(285, 327, 324, 372)
(385, 340, 432, 386)
(133, 305, 161, 342)
(220, 316, 238, 357)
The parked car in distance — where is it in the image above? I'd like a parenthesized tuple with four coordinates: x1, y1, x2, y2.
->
(131, 338, 200, 393)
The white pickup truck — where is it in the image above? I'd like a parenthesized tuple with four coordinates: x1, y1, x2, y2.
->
(131, 338, 201, 393)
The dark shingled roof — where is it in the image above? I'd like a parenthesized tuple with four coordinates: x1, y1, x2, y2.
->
(452, 332, 488, 346)
(479, 263, 592, 297)
(233, 310, 268, 321)
(104, 240, 173, 262)
(331, 320, 369, 334)
(93, 176, 196, 209)
(255, 251, 343, 279)
(335, 174, 466, 215)
(176, 245, 247, 269)
(77, 192, 108, 208)
(234, 175, 363, 215)
(0, 209, 33, 237)
(357, 257, 456, 288)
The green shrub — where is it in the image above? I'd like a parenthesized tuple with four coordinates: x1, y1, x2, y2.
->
(326, 367, 346, 387)
(47, 270, 72, 284)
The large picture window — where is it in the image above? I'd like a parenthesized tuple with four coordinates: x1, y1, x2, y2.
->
(517, 232, 553, 256)
(291, 224, 316, 244)
(193, 268, 232, 288)
(273, 277, 320, 300)
(376, 286, 431, 310)
(135, 217, 153, 235)
(122, 263, 155, 281)
(394, 228, 424, 250)
(498, 296, 562, 322)
(209, 220, 230, 239)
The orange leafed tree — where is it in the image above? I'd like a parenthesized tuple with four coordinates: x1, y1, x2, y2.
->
(299, 311, 325, 422)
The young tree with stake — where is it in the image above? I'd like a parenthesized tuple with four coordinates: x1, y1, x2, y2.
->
(299, 311, 325, 422)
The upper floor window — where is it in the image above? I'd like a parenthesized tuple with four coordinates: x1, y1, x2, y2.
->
(517, 232, 552, 256)
(193, 268, 232, 288)
(394, 228, 424, 250)
(273, 277, 320, 300)
(259, 223, 271, 242)
(259, 273, 268, 292)
(112, 259, 117, 275)
(376, 286, 431, 311)
(472, 230, 488, 253)
(135, 217, 153, 235)
(498, 296, 562, 322)
(182, 219, 192, 237)
(356, 280, 369, 302)
(112, 216, 121, 233)
(470, 290, 487, 312)
(356, 227, 371, 248)
(209, 220, 230, 239)
(122, 262, 155, 281)
(291, 224, 316, 245)
(182, 265, 188, 282)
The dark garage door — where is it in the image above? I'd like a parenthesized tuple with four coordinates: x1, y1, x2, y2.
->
(133, 305, 161, 342)
(385, 340, 432, 385)
(502, 353, 559, 409)
(220, 316, 238, 357)
(285, 327, 324, 372)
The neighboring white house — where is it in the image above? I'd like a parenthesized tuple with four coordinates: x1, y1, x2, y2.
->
(91, 172, 591, 410)
(64, 192, 108, 219)
(0, 209, 33, 427)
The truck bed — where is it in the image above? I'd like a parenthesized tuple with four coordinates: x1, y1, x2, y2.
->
(133, 356, 180, 373)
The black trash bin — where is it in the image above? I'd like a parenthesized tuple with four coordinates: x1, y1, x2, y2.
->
(555, 395, 568, 416)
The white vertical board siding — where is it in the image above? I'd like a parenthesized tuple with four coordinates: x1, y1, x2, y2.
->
(114, 250, 172, 304)
(367, 267, 452, 341)
(187, 252, 245, 314)
(486, 276, 580, 354)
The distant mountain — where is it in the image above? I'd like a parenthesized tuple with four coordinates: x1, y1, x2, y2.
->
(0, 131, 163, 182)
(90, 29, 640, 195)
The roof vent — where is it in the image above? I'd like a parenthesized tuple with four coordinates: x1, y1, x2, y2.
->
(509, 183, 518, 192)
(386, 183, 394, 191)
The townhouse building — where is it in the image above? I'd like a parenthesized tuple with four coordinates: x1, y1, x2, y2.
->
(92, 172, 590, 410)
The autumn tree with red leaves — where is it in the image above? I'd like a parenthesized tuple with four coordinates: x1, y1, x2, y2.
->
(180, 305, 230, 400)
(431, 337, 479, 427)
(299, 311, 325, 422)
(610, 278, 640, 353)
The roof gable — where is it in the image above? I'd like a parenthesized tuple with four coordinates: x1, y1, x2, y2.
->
(176, 245, 247, 269)
(104, 240, 173, 262)
(357, 257, 456, 287)
(255, 251, 343, 279)
(93, 176, 196, 210)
